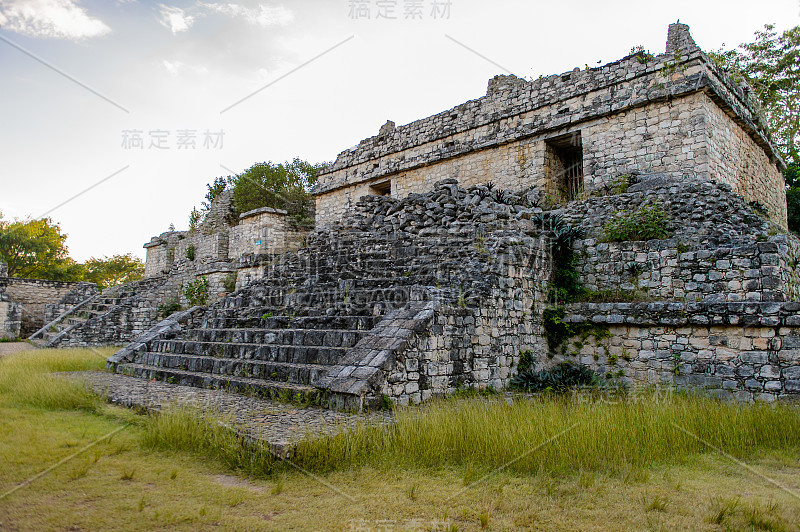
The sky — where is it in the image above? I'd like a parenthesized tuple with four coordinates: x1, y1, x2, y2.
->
(1, 0, 799, 262)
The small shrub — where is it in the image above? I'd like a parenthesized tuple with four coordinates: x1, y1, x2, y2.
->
(158, 301, 181, 318)
(185, 244, 195, 261)
(601, 203, 671, 242)
(518, 351, 534, 372)
(510, 361, 600, 392)
(188, 208, 202, 232)
(183, 277, 209, 306)
(222, 272, 237, 293)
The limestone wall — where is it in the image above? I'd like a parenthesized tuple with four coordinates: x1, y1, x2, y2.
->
(229, 207, 289, 258)
(575, 238, 799, 303)
(4, 278, 97, 335)
(0, 301, 21, 339)
(555, 301, 800, 402)
(704, 95, 788, 224)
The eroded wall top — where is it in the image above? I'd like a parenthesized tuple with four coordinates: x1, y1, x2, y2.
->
(313, 23, 784, 197)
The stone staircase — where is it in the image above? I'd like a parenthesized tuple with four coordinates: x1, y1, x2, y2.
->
(30, 278, 165, 347)
(108, 179, 548, 409)
(109, 228, 457, 403)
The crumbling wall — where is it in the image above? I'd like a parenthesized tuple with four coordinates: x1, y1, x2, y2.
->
(229, 207, 290, 257)
(703, 95, 788, 224)
(0, 265, 21, 339)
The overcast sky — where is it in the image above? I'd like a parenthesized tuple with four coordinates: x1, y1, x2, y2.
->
(1, 0, 799, 262)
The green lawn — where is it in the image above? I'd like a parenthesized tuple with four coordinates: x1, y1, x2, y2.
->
(0, 348, 799, 531)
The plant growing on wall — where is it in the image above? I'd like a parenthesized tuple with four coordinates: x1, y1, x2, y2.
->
(532, 213, 586, 302)
(188, 208, 202, 232)
(510, 361, 601, 392)
(185, 244, 195, 261)
(600, 203, 671, 242)
(183, 277, 209, 306)
(222, 272, 237, 293)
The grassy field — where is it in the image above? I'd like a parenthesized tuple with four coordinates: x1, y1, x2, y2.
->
(0, 347, 799, 531)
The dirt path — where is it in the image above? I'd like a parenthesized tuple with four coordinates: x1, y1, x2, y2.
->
(0, 342, 35, 357)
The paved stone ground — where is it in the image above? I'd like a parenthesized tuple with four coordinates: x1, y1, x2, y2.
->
(0, 342, 35, 357)
(70, 371, 394, 456)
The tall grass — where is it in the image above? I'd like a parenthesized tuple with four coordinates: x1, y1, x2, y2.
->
(0, 347, 113, 411)
(140, 391, 800, 479)
(140, 406, 278, 476)
(293, 393, 800, 475)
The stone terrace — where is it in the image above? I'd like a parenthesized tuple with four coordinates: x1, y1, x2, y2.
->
(109, 175, 800, 407)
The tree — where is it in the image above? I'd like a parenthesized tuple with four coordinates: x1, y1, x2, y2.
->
(712, 24, 800, 233)
(231, 158, 323, 220)
(0, 214, 83, 280)
(83, 254, 144, 290)
(711, 24, 800, 167)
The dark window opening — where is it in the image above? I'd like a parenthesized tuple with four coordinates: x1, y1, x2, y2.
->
(369, 180, 391, 196)
(546, 132, 584, 201)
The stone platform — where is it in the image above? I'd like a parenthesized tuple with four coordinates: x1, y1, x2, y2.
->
(71, 370, 392, 456)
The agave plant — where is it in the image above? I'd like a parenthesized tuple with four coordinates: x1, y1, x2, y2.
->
(510, 361, 600, 392)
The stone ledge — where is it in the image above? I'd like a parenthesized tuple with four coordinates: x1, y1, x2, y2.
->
(317, 299, 441, 409)
(565, 301, 800, 327)
(239, 206, 288, 220)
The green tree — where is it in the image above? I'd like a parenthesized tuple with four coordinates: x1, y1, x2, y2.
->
(712, 24, 800, 233)
(0, 214, 83, 280)
(712, 24, 800, 165)
(231, 158, 323, 219)
(83, 254, 144, 290)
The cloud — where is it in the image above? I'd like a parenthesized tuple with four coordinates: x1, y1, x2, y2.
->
(0, 0, 110, 40)
(162, 58, 208, 76)
(157, 4, 195, 34)
(201, 2, 294, 27)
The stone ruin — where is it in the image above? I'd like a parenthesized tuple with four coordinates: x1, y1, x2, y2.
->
(26, 22, 800, 409)
(105, 174, 800, 408)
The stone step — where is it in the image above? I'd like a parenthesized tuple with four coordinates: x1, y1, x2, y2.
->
(116, 363, 322, 401)
(131, 352, 332, 385)
(180, 327, 365, 347)
(201, 313, 381, 330)
(150, 340, 348, 365)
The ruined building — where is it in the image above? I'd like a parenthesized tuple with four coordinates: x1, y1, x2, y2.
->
(314, 23, 786, 229)
(30, 23, 800, 408)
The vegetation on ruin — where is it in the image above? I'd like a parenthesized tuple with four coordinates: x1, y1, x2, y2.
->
(541, 306, 612, 354)
(600, 203, 671, 242)
(509, 360, 602, 392)
(231, 159, 323, 221)
(182, 277, 209, 306)
(2, 348, 800, 530)
(531, 213, 586, 303)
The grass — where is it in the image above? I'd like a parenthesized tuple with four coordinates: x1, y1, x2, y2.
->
(292, 393, 800, 476)
(0, 347, 113, 411)
(0, 348, 799, 530)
